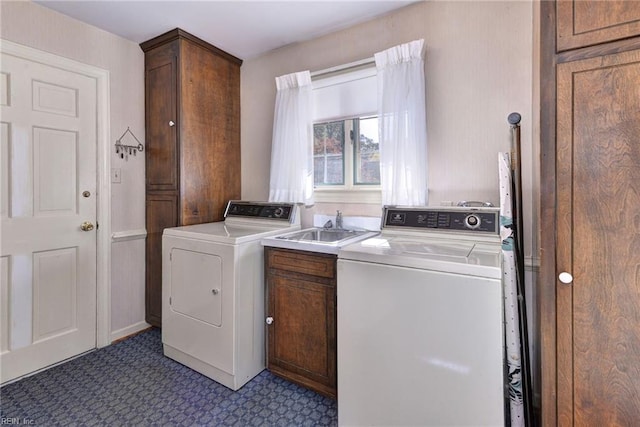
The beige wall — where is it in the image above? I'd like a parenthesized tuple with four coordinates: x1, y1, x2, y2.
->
(1, 0, 148, 340)
(1, 0, 538, 359)
(241, 0, 537, 257)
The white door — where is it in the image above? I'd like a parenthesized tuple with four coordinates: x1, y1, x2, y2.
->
(1, 51, 98, 383)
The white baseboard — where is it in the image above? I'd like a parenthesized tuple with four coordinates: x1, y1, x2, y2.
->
(110, 321, 152, 343)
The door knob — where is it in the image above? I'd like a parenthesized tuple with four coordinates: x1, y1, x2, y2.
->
(80, 221, 94, 232)
(558, 272, 573, 284)
(265, 317, 274, 325)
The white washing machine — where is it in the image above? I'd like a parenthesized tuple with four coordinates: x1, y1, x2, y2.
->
(162, 201, 300, 390)
(337, 206, 505, 426)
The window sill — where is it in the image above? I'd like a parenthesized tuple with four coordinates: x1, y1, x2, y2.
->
(313, 187, 381, 204)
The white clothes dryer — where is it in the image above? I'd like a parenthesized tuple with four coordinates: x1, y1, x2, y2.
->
(337, 206, 505, 426)
(162, 201, 300, 390)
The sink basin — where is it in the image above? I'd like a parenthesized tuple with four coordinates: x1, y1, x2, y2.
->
(277, 228, 367, 243)
(263, 227, 379, 254)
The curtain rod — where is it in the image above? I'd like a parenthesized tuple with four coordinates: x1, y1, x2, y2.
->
(310, 57, 375, 79)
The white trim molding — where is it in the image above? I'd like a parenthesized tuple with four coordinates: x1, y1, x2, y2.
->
(112, 229, 147, 243)
(1, 39, 112, 349)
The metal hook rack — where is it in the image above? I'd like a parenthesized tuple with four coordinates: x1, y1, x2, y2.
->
(115, 127, 144, 160)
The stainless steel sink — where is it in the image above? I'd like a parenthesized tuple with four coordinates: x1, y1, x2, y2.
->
(263, 227, 379, 254)
(276, 228, 368, 244)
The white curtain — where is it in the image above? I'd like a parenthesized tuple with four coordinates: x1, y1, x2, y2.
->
(375, 39, 428, 206)
(268, 70, 314, 206)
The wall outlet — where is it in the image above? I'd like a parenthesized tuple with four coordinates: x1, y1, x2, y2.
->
(111, 168, 121, 184)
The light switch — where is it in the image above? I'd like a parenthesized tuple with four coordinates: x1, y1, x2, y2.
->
(111, 168, 121, 184)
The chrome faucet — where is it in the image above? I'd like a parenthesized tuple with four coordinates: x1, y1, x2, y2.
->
(335, 210, 343, 229)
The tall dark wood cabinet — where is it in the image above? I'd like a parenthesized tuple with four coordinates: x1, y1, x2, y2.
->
(141, 29, 242, 327)
(540, 2, 640, 425)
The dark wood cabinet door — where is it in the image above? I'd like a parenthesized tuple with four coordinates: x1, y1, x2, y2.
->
(557, 1, 640, 52)
(145, 53, 178, 192)
(556, 48, 640, 425)
(145, 194, 178, 327)
(265, 248, 337, 398)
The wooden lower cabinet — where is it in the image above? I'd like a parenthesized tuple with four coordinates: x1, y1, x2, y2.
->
(264, 247, 337, 398)
(145, 194, 178, 326)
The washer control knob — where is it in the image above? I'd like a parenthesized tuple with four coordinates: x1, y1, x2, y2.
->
(274, 207, 284, 218)
(465, 214, 480, 229)
(558, 272, 573, 284)
(265, 316, 274, 325)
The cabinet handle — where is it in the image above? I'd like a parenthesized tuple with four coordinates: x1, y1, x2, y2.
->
(558, 272, 573, 284)
(169, 120, 175, 127)
(211, 288, 219, 295)
(265, 316, 274, 325)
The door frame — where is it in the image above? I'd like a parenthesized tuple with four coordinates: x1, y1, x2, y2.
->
(1, 39, 112, 348)
(538, 2, 557, 424)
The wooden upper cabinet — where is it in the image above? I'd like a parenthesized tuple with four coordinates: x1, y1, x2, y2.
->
(557, 0, 640, 51)
(141, 28, 242, 226)
(145, 46, 178, 192)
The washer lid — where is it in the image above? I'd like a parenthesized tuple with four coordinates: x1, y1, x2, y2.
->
(338, 235, 502, 279)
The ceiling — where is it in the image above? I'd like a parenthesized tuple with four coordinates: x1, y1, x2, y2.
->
(35, 0, 419, 60)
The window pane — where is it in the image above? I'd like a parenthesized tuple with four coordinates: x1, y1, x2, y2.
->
(355, 117, 380, 185)
(314, 121, 344, 185)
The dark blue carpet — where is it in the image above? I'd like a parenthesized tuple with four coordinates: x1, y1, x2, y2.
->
(0, 328, 337, 426)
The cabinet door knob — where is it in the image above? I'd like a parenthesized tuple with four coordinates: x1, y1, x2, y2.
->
(558, 272, 573, 284)
(211, 289, 219, 295)
(169, 120, 175, 127)
(265, 316, 274, 325)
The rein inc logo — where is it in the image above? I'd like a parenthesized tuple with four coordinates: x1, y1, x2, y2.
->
(0, 417, 35, 425)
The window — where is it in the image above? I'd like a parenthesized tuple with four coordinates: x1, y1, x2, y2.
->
(313, 117, 380, 188)
(354, 116, 380, 185)
(314, 120, 345, 185)
(311, 61, 380, 203)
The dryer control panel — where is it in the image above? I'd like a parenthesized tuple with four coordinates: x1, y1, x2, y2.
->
(224, 201, 296, 221)
(383, 207, 499, 234)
